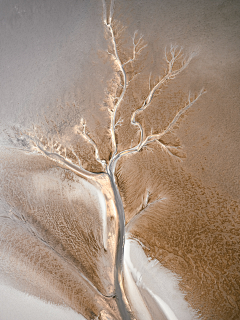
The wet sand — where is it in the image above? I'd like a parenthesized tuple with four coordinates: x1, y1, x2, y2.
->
(0, 0, 239, 319)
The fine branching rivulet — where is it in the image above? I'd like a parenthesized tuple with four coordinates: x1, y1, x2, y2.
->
(12, 0, 205, 319)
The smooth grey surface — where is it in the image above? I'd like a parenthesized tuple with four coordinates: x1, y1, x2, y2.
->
(0, 0, 108, 126)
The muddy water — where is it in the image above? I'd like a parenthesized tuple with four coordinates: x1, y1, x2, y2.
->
(0, 0, 240, 319)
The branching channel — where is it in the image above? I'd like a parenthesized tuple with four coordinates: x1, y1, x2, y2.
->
(12, 1, 206, 319)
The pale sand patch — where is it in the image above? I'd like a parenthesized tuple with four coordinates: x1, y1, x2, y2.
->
(0, 284, 86, 320)
(124, 236, 199, 320)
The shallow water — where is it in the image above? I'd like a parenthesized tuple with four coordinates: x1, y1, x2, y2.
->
(0, 0, 239, 319)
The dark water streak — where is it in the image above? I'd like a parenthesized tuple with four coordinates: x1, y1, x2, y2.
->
(109, 169, 132, 320)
